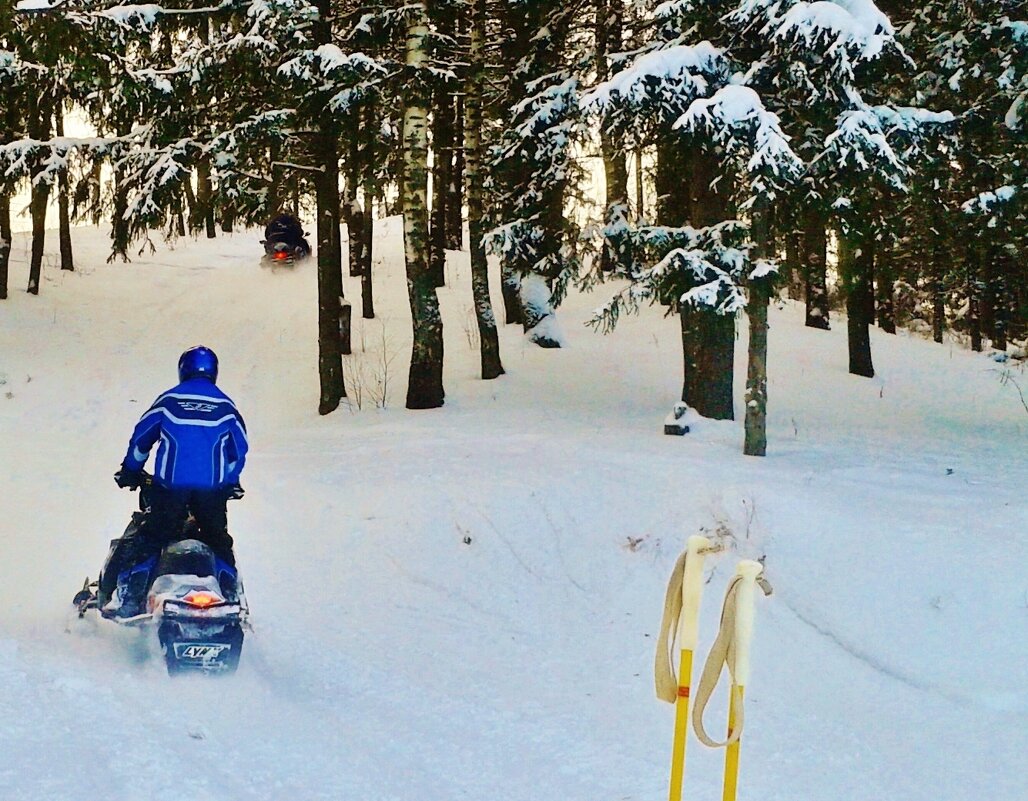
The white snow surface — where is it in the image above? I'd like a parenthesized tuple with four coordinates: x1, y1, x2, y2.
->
(1, 222, 1027, 801)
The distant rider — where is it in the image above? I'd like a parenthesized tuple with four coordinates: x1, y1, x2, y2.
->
(99, 346, 248, 613)
(264, 211, 310, 256)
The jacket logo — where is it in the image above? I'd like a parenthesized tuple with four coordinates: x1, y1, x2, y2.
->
(178, 401, 217, 412)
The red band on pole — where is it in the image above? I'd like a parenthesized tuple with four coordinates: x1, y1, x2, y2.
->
(677, 686, 690, 698)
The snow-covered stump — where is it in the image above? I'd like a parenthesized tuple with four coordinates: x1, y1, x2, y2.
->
(664, 402, 691, 436)
(521, 274, 564, 349)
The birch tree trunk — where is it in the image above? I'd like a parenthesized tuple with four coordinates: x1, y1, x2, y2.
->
(466, 0, 503, 380)
(403, 2, 445, 409)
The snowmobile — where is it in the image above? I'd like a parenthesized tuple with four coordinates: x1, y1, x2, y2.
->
(261, 237, 310, 266)
(261, 213, 311, 266)
(73, 475, 249, 675)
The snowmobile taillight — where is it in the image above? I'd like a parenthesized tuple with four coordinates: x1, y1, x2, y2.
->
(273, 250, 289, 261)
(182, 590, 221, 608)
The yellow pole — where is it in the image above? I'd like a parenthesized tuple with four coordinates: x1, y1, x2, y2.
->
(722, 684, 745, 801)
(720, 561, 762, 801)
(667, 535, 711, 801)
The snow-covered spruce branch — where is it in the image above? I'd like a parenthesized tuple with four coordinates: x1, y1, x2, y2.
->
(961, 184, 1023, 220)
(581, 42, 727, 113)
(589, 220, 775, 333)
(674, 84, 803, 197)
(0, 137, 118, 186)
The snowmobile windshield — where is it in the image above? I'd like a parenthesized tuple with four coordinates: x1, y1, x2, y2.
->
(156, 539, 217, 578)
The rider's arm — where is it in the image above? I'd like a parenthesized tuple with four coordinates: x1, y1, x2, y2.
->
(122, 400, 164, 471)
(223, 411, 249, 484)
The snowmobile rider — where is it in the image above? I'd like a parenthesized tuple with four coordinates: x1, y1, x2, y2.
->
(100, 346, 248, 611)
(264, 211, 310, 255)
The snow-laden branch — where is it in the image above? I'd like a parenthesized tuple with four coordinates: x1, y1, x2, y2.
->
(962, 185, 1021, 220)
(773, 1, 894, 62)
(819, 106, 905, 188)
(675, 85, 803, 184)
(581, 42, 726, 110)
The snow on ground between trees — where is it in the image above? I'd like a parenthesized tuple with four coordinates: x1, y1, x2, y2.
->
(0, 223, 1026, 801)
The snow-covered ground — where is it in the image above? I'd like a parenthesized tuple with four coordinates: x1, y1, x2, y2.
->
(1, 222, 1025, 801)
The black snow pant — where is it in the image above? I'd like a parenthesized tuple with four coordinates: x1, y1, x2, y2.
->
(99, 486, 236, 603)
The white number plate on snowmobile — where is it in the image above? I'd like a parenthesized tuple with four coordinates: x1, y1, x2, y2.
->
(174, 643, 231, 660)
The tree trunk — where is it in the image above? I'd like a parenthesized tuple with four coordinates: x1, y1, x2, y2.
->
(993, 247, 1014, 350)
(839, 228, 875, 377)
(928, 203, 946, 343)
(635, 149, 644, 221)
(983, 242, 1008, 351)
(501, 265, 522, 325)
(429, 82, 454, 288)
(361, 194, 375, 319)
(744, 204, 772, 456)
(465, 0, 503, 379)
(679, 309, 735, 419)
(446, 93, 465, 250)
(656, 139, 735, 419)
(0, 191, 10, 300)
(744, 282, 770, 456)
(89, 160, 103, 226)
(875, 235, 896, 334)
(344, 130, 365, 277)
(55, 104, 73, 272)
(403, 3, 445, 409)
(802, 205, 830, 329)
(331, 178, 350, 356)
(27, 95, 50, 295)
(313, 0, 345, 414)
(196, 160, 216, 239)
(596, 0, 630, 273)
(27, 178, 48, 295)
(966, 237, 983, 352)
(314, 138, 346, 413)
(688, 147, 734, 418)
(785, 228, 802, 301)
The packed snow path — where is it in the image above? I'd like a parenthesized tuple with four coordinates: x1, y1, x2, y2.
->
(1, 224, 1025, 801)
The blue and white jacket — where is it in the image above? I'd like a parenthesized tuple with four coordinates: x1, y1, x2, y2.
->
(123, 378, 249, 490)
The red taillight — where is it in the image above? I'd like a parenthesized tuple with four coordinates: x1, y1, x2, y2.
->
(273, 251, 289, 260)
(182, 591, 220, 608)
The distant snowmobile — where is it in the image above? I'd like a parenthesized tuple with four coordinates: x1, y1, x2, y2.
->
(261, 212, 311, 265)
(73, 475, 248, 675)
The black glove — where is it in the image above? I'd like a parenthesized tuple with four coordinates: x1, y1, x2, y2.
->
(224, 483, 245, 501)
(114, 466, 143, 490)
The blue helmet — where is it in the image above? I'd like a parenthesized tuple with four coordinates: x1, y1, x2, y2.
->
(178, 346, 219, 383)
